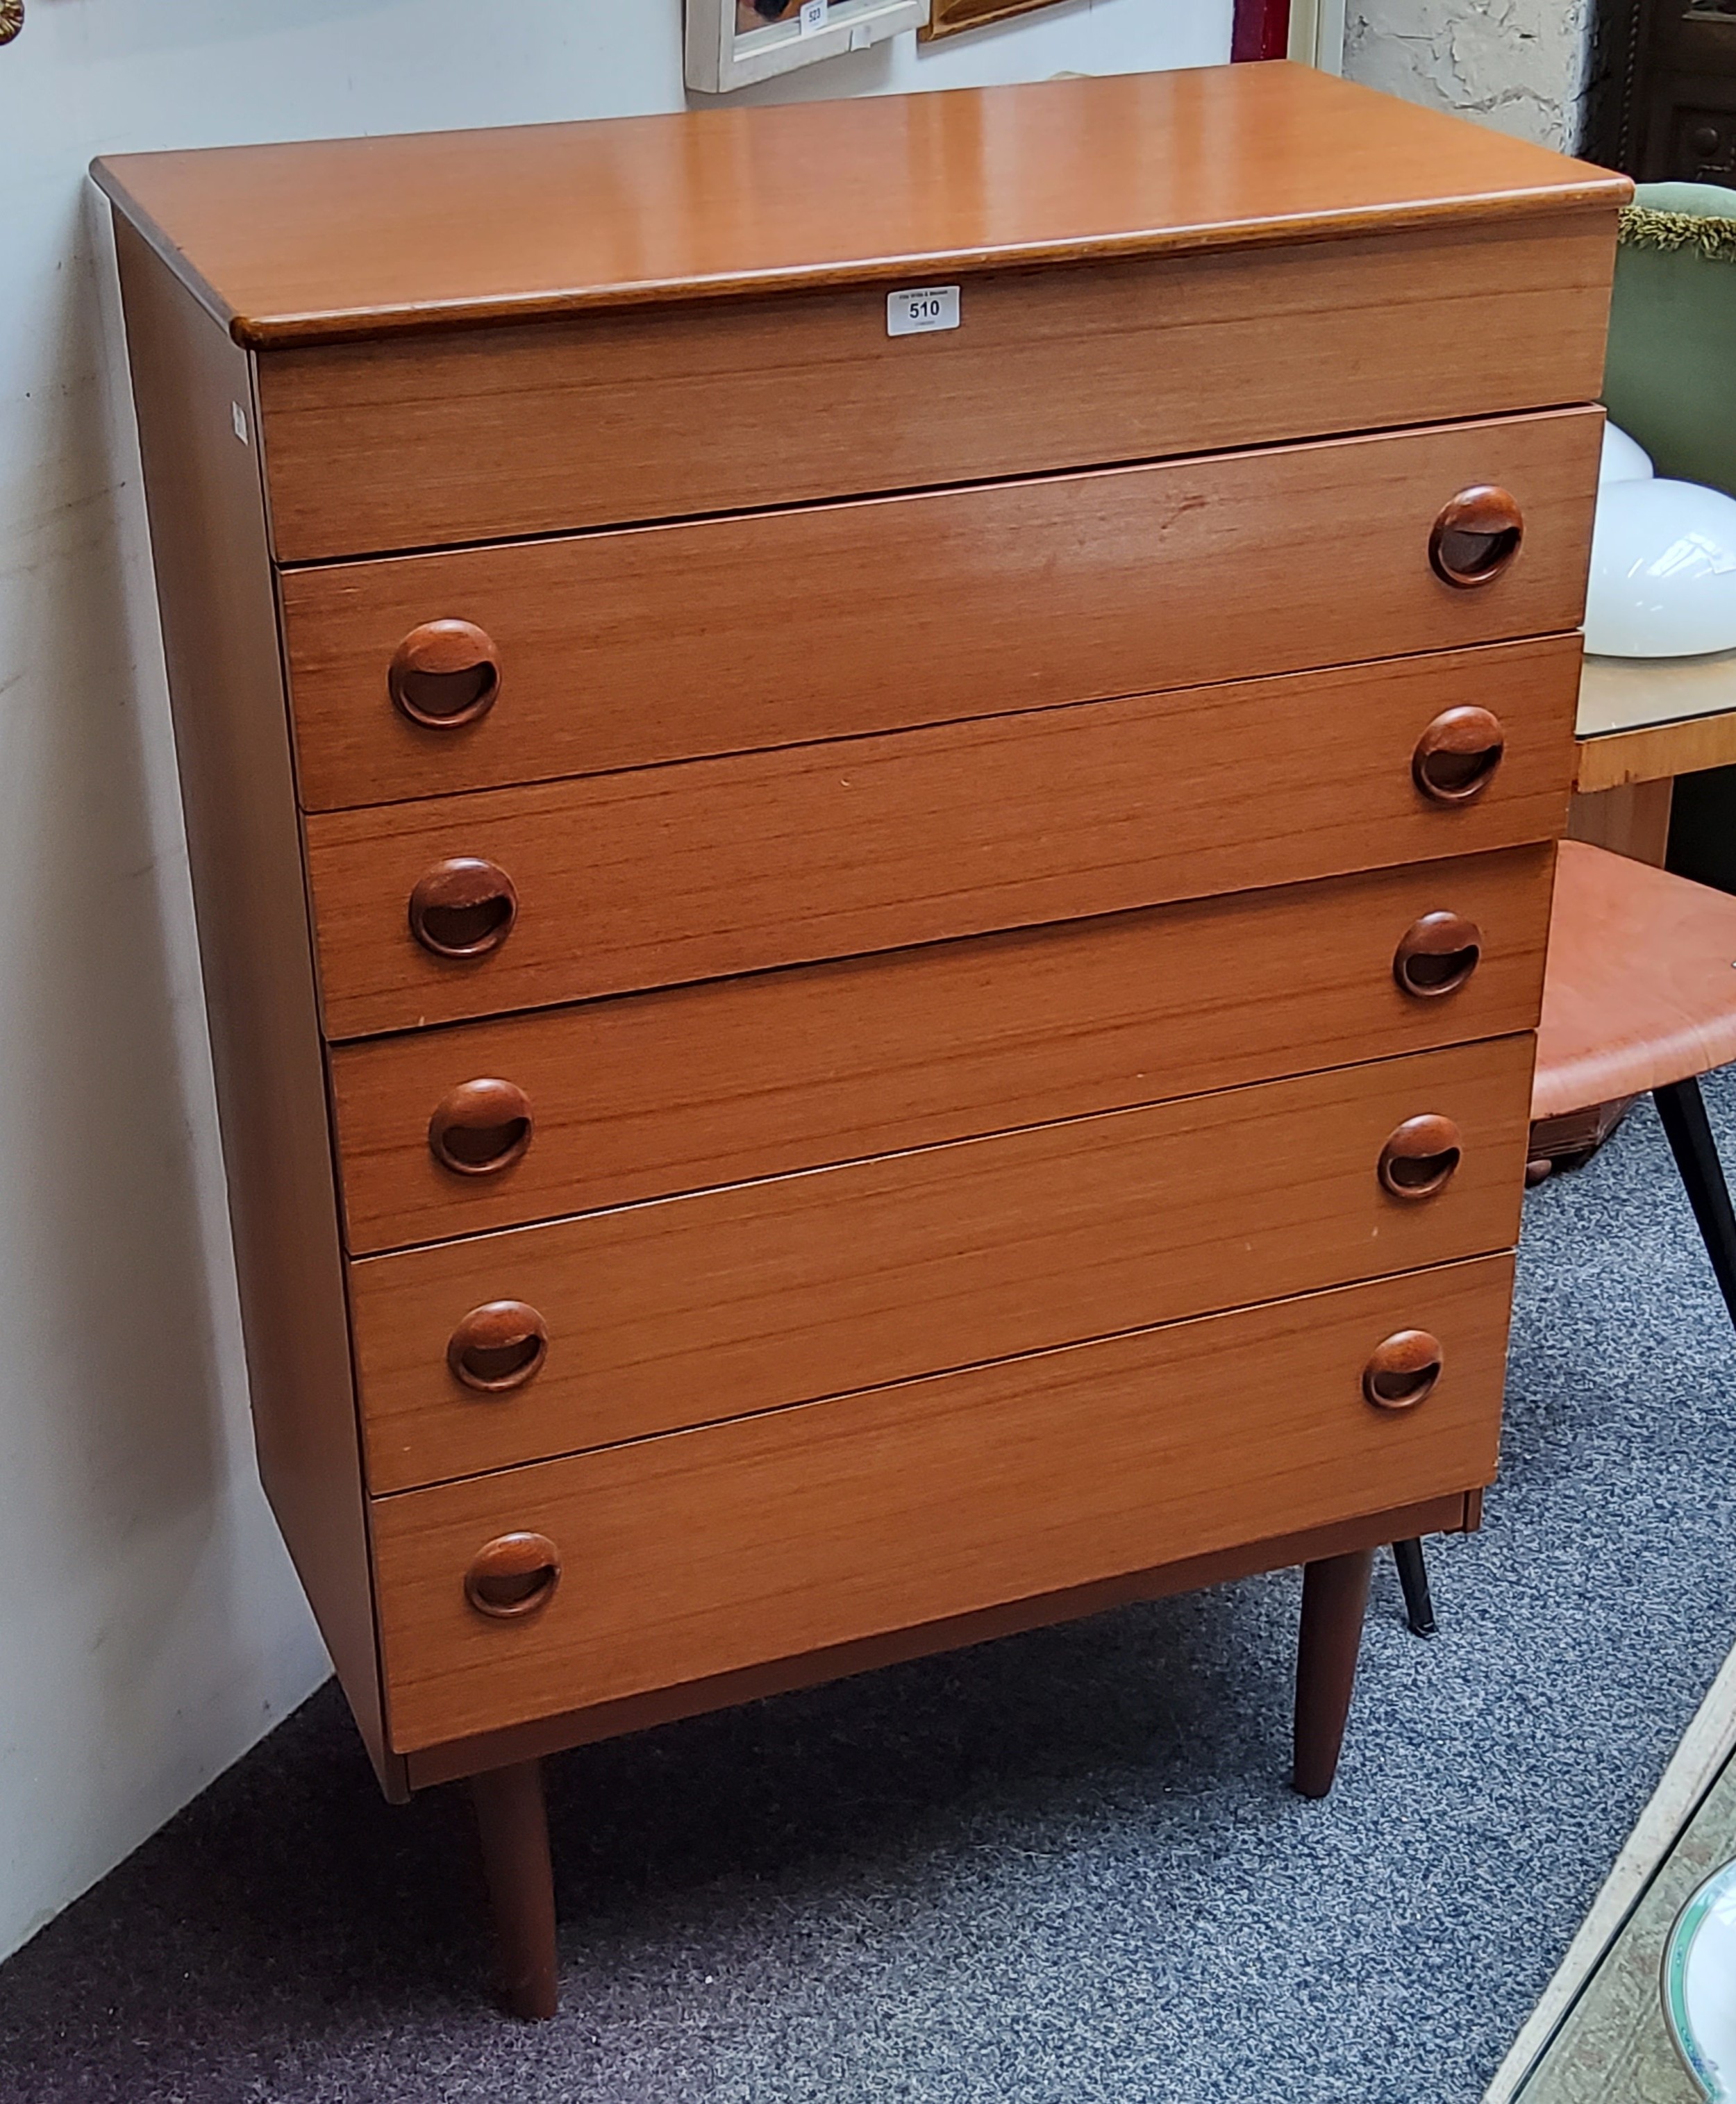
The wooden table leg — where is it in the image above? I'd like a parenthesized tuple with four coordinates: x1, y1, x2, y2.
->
(1567, 776, 1674, 867)
(1292, 1546, 1375, 1801)
(470, 1757, 558, 2019)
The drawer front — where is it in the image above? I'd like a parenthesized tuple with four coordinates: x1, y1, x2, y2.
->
(282, 410, 1597, 810)
(371, 1253, 1514, 1751)
(331, 845, 1554, 1257)
(257, 215, 1616, 564)
(306, 637, 1577, 1040)
(351, 1035, 1533, 1492)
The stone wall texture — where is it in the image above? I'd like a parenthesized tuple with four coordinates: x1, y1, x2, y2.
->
(1344, 0, 1594, 153)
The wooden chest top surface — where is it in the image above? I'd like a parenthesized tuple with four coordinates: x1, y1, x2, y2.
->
(90, 63, 1628, 349)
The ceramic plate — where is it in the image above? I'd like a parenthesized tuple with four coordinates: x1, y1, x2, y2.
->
(1664, 1857, 1736, 2098)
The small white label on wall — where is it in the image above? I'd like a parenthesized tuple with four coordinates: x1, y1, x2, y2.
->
(887, 285, 960, 337)
(231, 401, 249, 445)
(799, 0, 828, 33)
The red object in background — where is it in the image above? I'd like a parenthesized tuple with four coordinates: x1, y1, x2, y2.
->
(1232, 0, 1291, 60)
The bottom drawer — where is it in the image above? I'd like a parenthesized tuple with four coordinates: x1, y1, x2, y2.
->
(372, 1254, 1514, 1753)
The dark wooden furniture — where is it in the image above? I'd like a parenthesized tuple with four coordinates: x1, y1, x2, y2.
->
(93, 65, 1626, 2017)
(1588, 0, 1736, 185)
(1396, 840, 1736, 1635)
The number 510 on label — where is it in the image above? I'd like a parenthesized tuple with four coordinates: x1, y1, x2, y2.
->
(887, 285, 961, 337)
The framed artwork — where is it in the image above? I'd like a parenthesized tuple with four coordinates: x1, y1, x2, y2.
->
(925, 0, 1343, 60)
(921, 0, 1065, 37)
(687, 0, 930, 92)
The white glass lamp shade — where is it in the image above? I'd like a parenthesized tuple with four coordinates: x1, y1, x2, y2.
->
(1584, 476, 1736, 658)
(1599, 421, 1654, 486)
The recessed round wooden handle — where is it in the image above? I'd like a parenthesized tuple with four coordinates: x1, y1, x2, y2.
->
(447, 1300, 549, 1394)
(408, 857, 518, 958)
(1393, 911, 1483, 1000)
(1412, 705, 1506, 806)
(465, 1531, 560, 1619)
(428, 1078, 533, 1176)
(1429, 485, 1524, 588)
(1362, 1330, 1445, 1411)
(1377, 1114, 1464, 1201)
(389, 619, 501, 728)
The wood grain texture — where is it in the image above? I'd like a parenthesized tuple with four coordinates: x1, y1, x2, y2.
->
(257, 217, 1615, 565)
(1567, 778, 1674, 866)
(111, 219, 402, 1798)
(330, 846, 1555, 1257)
(304, 633, 1580, 1041)
(350, 1035, 1534, 1492)
(1576, 712, 1736, 793)
(404, 1489, 1476, 1787)
(90, 67, 1626, 352)
(282, 412, 1599, 808)
(1533, 840, 1736, 1117)
(371, 1255, 1515, 1752)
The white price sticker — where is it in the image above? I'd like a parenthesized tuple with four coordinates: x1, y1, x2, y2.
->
(799, 0, 828, 32)
(887, 285, 960, 337)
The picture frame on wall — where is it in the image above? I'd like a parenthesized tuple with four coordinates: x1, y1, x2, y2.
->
(687, 0, 930, 93)
(921, 0, 1063, 38)
(925, 0, 1344, 60)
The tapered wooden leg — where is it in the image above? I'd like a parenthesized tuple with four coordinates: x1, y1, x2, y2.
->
(470, 1759, 558, 2020)
(1292, 1547, 1375, 1800)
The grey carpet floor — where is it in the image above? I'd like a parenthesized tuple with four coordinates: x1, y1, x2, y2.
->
(5, 1073, 1736, 2104)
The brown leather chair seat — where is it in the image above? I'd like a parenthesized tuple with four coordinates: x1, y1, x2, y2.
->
(1535, 838, 1736, 1119)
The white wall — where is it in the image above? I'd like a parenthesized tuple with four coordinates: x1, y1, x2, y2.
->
(1344, 0, 1593, 154)
(0, 0, 1230, 1964)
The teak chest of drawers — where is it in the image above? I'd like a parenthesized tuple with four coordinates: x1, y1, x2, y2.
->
(94, 63, 1629, 2018)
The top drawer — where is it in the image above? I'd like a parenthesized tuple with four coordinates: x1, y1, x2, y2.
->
(253, 217, 1617, 563)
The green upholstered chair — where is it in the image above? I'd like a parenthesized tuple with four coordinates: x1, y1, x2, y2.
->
(1603, 181, 1736, 500)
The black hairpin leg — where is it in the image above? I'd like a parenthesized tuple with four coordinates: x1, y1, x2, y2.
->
(1655, 1077, 1736, 1333)
(1392, 1537, 1437, 1637)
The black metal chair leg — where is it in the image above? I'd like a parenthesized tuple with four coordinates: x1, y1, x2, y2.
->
(1392, 1537, 1437, 1637)
(1655, 1076, 1736, 1333)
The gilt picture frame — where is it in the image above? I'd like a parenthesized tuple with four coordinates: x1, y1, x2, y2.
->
(919, 0, 1066, 39)
(686, 0, 930, 93)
